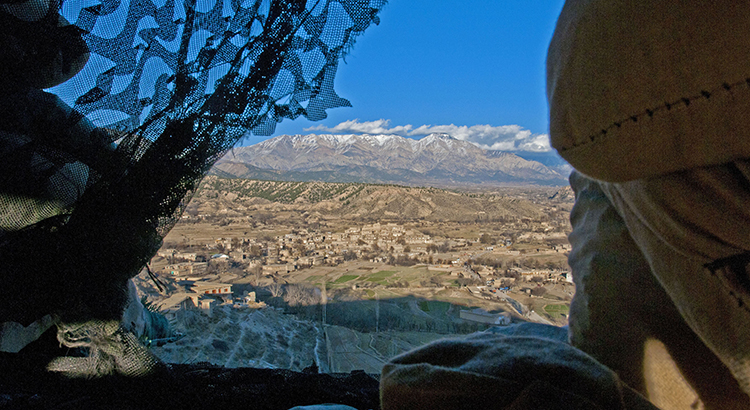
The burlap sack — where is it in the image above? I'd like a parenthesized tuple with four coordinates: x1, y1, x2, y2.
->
(381, 329, 658, 410)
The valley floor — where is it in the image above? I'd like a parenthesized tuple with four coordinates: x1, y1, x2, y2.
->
(139, 184, 574, 373)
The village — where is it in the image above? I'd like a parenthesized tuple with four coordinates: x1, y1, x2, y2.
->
(133, 181, 576, 372)
(145, 219, 573, 326)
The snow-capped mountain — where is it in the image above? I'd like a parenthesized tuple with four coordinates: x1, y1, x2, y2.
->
(212, 133, 567, 186)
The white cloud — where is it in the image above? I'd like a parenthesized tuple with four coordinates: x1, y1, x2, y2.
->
(305, 119, 551, 152)
(306, 119, 414, 135)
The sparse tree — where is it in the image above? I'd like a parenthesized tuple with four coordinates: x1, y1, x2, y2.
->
(255, 212, 273, 224)
(248, 244, 263, 257)
(284, 284, 318, 307)
(503, 270, 520, 280)
(456, 277, 481, 287)
(387, 254, 396, 265)
(293, 240, 306, 255)
(343, 250, 357, 261)
(530, 286, 547, 297)
(394, 254, 417, 266)
(268, 282, 283, 298)
(438, 241, 451, 253)
(248, 264, 263, 286)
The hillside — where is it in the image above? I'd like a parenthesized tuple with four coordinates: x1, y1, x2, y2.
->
(213, 134, 568, 187)
(191, 176, 547, 222)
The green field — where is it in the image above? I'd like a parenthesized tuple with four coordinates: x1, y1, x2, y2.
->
(334, 275, 359, 284)
(544, 304, 569, 316)
(365, 270, 397, 284)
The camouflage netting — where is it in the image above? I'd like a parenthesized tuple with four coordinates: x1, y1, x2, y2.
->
(0, 0, 385, 375)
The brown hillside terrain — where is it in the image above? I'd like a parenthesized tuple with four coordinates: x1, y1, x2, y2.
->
(191, 176, 548, 223)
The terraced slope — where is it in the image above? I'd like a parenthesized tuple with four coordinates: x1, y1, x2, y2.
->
(193, 176, 544, 222)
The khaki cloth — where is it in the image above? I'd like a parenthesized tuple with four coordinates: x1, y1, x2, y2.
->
(595, 163, 750, 396)
(381, 326, 658, 410)
(568, 171, 750, 409)
(547, 0, 750, 182)
(549, 1, 750, 405)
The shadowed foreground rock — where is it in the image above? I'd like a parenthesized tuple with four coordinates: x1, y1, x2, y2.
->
(0, 332, 380, 410)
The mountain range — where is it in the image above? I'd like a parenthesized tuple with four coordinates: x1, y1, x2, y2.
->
(212, 133, 569, 187)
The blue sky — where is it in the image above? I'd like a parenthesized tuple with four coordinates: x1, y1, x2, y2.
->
(244, 0, 567, 152)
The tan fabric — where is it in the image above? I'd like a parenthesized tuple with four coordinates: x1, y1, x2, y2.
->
(641, 339, 703, 410)
(568, 172, 750, 409)
(598, 167, 750, 397)
(547, 0, 750, 182)
(380, 331, 658, 410)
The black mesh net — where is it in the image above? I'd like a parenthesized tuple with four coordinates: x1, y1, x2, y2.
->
(0, 0, 385, 374)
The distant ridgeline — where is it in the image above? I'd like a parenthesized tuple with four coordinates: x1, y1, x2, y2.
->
(191, 176, 571, 223)
(198, 176, 448, 204)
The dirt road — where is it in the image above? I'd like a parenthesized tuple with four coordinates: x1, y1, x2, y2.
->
(325, 326, 387, 374)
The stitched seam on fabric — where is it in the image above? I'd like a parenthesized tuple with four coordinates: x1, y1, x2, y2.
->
(559, 78, 750, 152)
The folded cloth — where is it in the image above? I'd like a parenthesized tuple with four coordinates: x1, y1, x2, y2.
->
(567, 171, 750, 410)
(594, 161, 750, 399)
(547, 0, 750, 182)
(380, 329, 658, 410)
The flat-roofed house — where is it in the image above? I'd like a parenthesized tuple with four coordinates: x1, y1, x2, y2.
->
(460, 308, 512, 325)
(158, 292, 199, 321)
(191, 282, 233, 296)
